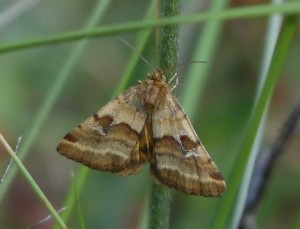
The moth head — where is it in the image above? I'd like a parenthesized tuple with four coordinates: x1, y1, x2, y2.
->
(148, 68, 166, 82)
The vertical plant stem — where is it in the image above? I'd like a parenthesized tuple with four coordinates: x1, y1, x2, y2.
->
(159, 0, 181, 78)
(149, 1, 181, 229)
(149, 184, 172, 229)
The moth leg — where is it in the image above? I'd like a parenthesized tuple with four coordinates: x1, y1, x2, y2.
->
(168, 73, 178, 92)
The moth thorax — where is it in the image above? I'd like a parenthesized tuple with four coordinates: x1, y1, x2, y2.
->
(149, 68, 165, 81)
(143, 80, 166, 113)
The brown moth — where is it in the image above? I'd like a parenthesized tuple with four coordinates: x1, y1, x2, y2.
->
(57, 69, 225, 196)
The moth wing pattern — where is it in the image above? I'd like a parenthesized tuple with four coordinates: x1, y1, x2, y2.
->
(57, 68, 226, 196)
(57, 84, 148, 176)
(150, 93, 226, 196)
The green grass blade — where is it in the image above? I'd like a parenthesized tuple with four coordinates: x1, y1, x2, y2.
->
(229, 3, 283, 227)
(212, 14, 298, 229)
(71, 173, 86, 229)
(1, 2, 300, 54)
(179, 0, 228, 227)
(181, 0, 228, 118)
(0, 0, 111, 207)
(0, 134, 67, 229)
(55, 167, 89, 229)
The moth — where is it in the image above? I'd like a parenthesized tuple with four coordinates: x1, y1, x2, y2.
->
(57, 69, 226, 196)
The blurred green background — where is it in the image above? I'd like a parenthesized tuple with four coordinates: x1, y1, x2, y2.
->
(0, 0, 299, 228)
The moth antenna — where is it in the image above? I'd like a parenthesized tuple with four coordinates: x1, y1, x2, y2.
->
(173, 60, 207, 68)
(117, 37, 154, 71)
(165, 60, 207, 75)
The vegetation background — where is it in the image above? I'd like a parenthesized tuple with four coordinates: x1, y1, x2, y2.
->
(0, 0, 299, 228)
